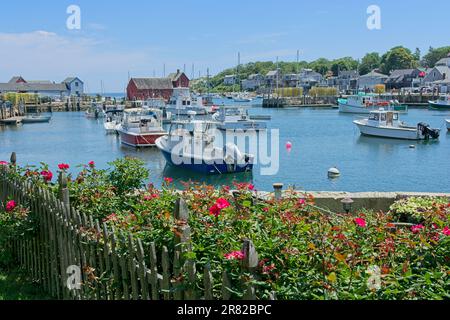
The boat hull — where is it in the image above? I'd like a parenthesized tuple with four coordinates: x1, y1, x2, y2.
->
(166, 107, 207, 116)
(22, 116, 51, 124)
(429, 101, 450, 110)
(339, 100, 407, 113)
(446, 120, 450, 131)
(354, 120, 422, 140)
(156, 138, 253, 175)
(118, 130, 167, 147)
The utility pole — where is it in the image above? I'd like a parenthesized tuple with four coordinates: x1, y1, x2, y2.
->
(163, 64, 166, 77)
(276, 56, 279, 98)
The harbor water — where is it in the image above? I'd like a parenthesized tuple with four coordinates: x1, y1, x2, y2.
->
(1, 100, 449, 192)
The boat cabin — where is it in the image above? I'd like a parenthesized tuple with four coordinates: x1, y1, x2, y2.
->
(122, 108, 164, 132)
(367, 108, 400, 127)
(215, 106, 250, 122)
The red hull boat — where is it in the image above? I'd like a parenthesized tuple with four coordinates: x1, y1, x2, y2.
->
(117, 108, 167, 148)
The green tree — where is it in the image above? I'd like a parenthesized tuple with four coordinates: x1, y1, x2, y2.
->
(310, 58, 331, 75)
(359, 52, 381, 75)
(380, 46, 417, 74)
(331, 57, 359, 76)
(422, 46, 450, 67)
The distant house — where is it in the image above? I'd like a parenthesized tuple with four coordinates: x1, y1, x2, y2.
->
(223, 75, 237, 86)
(62, 77, 84, 96)
(357, 70, 388, 90)
(168, 70, 190, 88)
(337, 70, 358, 92)
(127, 78, 174, 101)
(423, 65, 450, 84)
(283, 74, 300, 87)
(241, 73, 264, 91)
(385, 69, 421, 89)
(265, 70, 281, 86)
(298, 69, 323, 91)
(0, 76, 79, 97)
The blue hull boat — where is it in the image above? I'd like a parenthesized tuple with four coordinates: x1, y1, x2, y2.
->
(160, 149, 253, 175)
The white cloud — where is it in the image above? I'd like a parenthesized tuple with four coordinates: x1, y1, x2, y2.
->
(0, 31, 155, 92)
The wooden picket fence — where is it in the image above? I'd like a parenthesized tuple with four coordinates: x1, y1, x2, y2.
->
(0, 153, 269, 300)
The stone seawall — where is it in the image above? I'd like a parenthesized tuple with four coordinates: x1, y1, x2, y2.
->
(258, 191, 450, 213)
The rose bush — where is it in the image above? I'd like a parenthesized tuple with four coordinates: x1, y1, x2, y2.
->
(1, 159, 449, 299)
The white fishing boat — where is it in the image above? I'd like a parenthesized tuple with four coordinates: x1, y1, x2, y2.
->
(166, 88, 207, 116)
(339, 93, 407, 114)
(104, 108, 124, 134)
(429, 95, 450, 110)
(233, 94, 252, 103)
(85, 103, 105, 119)
(117, 108, 167, 147)
(446, 119, 450, 131)
(353, 108, 440, 140)
(212, 106, 267, 131)
(155, 120, 254, 175)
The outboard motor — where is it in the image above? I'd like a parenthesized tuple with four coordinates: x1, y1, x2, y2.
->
(417, 122, 440, 140)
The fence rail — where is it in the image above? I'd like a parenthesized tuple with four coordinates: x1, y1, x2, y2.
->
(0, 153, 268, 300)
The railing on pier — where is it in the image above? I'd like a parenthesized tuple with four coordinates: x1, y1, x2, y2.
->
(0, 153, 269, 300)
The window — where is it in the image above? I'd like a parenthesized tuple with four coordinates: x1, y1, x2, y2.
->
(393, 113, 398, 121)
(75, 82, 79, 87)
(380, 113, 386, 121)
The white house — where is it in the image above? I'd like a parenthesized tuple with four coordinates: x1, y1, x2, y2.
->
(357, 70, 388, 90)
(62, 77, 84, 96)
(241, 74, 264, 91)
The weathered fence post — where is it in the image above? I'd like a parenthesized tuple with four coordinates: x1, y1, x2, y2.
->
(173, 198, 191, 250)
(242, 239, 259, 272)
(58, 172, 70, 207)
(10, 152, 17, 166)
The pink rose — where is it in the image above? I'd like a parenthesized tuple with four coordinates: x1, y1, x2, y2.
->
(224, 251, 245, 260)
(354, 218, 367, 228)
(411, 224, 425, 234)
(443, 227, 450, 236)
(6, 200, 16, 212)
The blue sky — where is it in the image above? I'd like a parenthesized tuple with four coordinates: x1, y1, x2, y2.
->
(0, 0, 449, 92)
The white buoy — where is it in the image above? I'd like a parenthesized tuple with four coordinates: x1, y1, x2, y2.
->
(328, 167, 341, 179)
(409, 145, 416, 149)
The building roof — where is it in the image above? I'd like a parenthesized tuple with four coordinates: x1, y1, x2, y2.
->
(386, 69, 419, 83)
(435, 57, 450, 67)
(0, 82, 68, 92)
(266, 70, 279, 77)
(131, 78, 174, 90)
(8, 76, 26, 83)
(167, 70, 188, 82)
(62, 77, 83, 84)
(360, 70, 388, 78)
(338, 70, 358, 78)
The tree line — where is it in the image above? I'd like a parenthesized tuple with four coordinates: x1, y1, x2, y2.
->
(195, 46, 450, 92)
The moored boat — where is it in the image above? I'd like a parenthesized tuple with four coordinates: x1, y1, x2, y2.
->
(21, 113, 51, 124)
(0, 117, 22, 125)
(353, 108, 440, 140)
(104, 109, 124, 134)
(85, 103, 105, 119)
(166, 88, 207, 116)
(429, 95, 450, 110)
(117, 108, 167, 147)
(339, 93, 408, 114)
(212, 106, 267, 131)
(446, 119, 450, 131)
(155, 120, 254, 175)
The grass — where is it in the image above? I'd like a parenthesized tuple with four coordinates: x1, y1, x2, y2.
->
(0, 268, 51, 300)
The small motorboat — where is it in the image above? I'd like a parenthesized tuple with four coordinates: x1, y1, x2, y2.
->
(446, 119, 450, 131)
(21, 113, 51, 124)
(117, 108, 167, 147)
(233, 94, 252, 103)
(353, 108, 440, 140)
(85, 103, 106, 119)
(155, 120, 254, 175)
(339, 93, 408, 114)
(104, 109, 124, 134)
(429, 95, 450, 110)
(212, 106, 267, 131)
